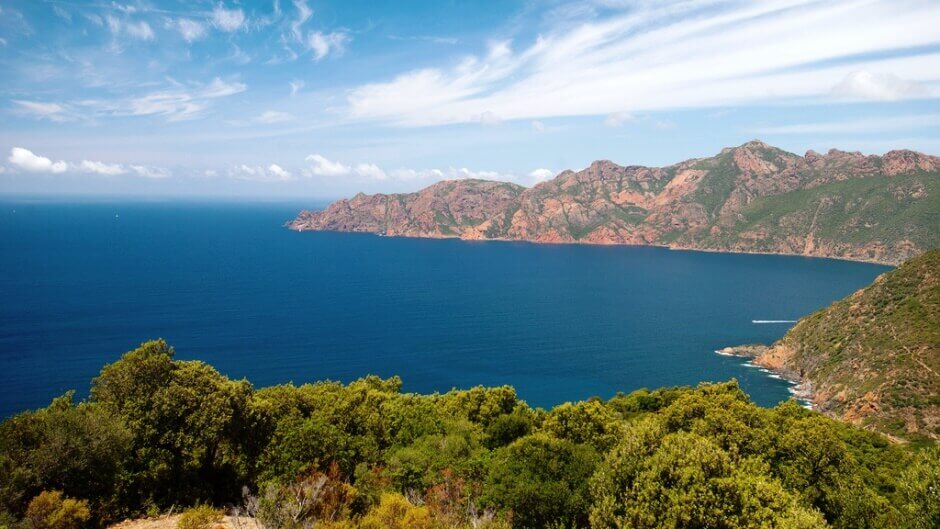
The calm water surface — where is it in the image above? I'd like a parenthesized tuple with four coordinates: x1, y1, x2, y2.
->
(0, 199, 891, 418)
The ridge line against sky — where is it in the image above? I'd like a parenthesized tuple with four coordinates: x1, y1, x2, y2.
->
(0, 0, 939, 198)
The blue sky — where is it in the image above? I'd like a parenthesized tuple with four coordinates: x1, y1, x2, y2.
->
(1, 0, 939, 198)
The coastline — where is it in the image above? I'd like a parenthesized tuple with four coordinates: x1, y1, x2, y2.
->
(287, 223, 901, 267)
(714, 345, 816, 409)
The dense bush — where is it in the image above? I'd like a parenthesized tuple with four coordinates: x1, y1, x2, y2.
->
(176, 505, 223, 529)
(0, 339, 936, 529)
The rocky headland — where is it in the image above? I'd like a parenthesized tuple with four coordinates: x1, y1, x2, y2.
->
(289, 140, 939, 265)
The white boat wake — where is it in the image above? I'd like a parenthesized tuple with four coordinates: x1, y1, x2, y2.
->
(752, 319, 797, 324)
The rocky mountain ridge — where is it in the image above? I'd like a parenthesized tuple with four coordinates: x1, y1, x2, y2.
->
(289, 141, 939, 264)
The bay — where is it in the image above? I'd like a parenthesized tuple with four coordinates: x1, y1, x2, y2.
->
(0, 199, 891, 418)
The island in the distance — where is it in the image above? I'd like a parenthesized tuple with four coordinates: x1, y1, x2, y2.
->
(289, 140, 939, 265)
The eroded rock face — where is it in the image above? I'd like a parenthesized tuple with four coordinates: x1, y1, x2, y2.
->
(288, 141, 940, 265)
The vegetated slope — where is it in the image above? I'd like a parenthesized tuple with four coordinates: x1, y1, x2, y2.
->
(2, 340, 937, 529)
(289, 141, 940, 264)
(753, 249, 939, 443)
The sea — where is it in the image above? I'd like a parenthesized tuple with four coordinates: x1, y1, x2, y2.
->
(0, 198, 892, 418)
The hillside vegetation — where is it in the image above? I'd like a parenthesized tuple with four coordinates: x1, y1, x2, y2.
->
(289, 141, 940, 264)
(747, 249, 940, 443)
(2, 340, 938, 529)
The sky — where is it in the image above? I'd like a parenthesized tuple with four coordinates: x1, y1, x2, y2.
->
(1, 0, 939, 199)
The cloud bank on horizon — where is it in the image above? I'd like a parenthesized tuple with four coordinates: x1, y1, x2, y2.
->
(0, 0, 939, 197)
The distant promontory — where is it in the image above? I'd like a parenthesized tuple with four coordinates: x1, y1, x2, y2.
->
(289, 140, 939, 265)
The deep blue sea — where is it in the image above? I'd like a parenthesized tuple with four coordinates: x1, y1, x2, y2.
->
(0, 199, 892, 418)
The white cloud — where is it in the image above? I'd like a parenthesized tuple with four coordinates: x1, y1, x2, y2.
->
(8, 148, 68, 174)
(300, 155, 523, 183)
(0, 37, 6, 47)
(354, 163, 386, 180)
(6, 148, 172, 178)
(267, 164, 291, 180)
(80, 160, 126, 175)
(83, 77, 246, 121)
(176, 18, 207, 42)
(832, 70, 930, 101)
(256, 110, 295, 123)
(291, 0, 313, 41)
(604, 111, 634, 127)
(131, 165, 171, 178)
(106, 16, 154, 41)
(52, 5, 72, 23)
(751, 113, 940, 135)
(305, 154, 350, 176)
(212, 6, 245, 32)
(229, 163, 292, 181)
(200, 77, 247, 98)
(13, 100, 70, 121)
(479, 111, 502, 126)
(306, 31, 349, 60)
(290, 80, 305, 96)
(346, 0, 940, 126)
(528, 168, 554, 181)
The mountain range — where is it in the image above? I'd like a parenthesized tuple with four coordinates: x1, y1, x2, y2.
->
(289, 140, 939, 265)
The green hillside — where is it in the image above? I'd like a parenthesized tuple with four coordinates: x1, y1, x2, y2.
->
(772, 249, 940, 442)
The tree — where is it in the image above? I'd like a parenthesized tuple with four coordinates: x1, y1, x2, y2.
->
(483, 434, 598, 529)
(90, 339, 253, 509)
(590, 428, 826, 529)
(0, 393, 130, 522)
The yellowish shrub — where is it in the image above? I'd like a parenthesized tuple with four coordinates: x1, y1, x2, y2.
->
(24, 491, 90, 529)
(358, 493, 432, 529)
(177, 505, 224, 529)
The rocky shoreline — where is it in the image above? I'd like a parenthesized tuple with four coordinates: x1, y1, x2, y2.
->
(715, 345, 815, 408)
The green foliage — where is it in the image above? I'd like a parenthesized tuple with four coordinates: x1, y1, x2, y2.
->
(0, 393, 130, 522)
(0, 340, 933, 529)
(23, 491, 90, 529)
(483, 434, 598, 529)
(897, 446, 940, 529)
(91, 339, 254, 509)
(176, 505, 223, 529)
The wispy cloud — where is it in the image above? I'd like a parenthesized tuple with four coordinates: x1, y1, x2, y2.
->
(831, 70, 931, 101)
(13, 100, 73, 122)
(211, 5, 245, 32)
(256, 110, 295, 123)
(78, 77, 247, 121)
(751, 114, 940, 135)
(347, 0, 940, 126)
(387, 34, 458, 45)
(306, 31, 349, 61)
(175, 18, 207, 42)
(106, 15, 155, 41)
